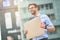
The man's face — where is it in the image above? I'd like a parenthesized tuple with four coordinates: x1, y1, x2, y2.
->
(28, 5, 38, 15)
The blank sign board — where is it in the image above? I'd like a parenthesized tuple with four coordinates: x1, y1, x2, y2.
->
(24, 17, 44, 39)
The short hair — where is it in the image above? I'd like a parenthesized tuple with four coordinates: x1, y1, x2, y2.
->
(28, 3, 38, 8)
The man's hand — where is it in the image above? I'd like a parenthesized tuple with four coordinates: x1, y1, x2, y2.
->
(40, 22, 55, 32)
(24, 30, 28, 35)
(40, 22, 45, 29)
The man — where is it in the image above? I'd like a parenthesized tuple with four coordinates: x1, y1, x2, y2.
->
(24, 3, 55, 40)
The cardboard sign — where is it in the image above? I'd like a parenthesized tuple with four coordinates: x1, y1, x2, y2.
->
(24, 17, 44, 39)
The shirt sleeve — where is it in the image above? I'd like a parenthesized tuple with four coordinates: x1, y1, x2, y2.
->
(44, 15, 54, 27)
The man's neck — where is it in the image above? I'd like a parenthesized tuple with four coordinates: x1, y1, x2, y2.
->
(33, 11, 38, 16)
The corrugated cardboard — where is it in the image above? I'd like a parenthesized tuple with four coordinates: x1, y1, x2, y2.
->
(24, 17, 44, 39)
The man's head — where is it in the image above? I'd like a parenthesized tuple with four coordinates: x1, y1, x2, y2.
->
(28, 3, 38, 15)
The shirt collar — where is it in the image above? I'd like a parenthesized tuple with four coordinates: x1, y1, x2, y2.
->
(32, 12, 41, 17)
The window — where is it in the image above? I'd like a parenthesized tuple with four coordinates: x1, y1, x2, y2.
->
(5, 12, 12, 29)
(47, 14, 55, 20)
(39, 3, 53, 10)
(3, 0, 10, 7)
(15, 11, 20, 27)
(45, 3, 53, 10)
(39, 5, 44, 10)
(45, 4, 49, 10)
(49, 3, 53, 9)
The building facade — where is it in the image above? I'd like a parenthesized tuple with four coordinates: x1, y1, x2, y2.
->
(18, 0, 60, 40)
(0, 0, 22, 40)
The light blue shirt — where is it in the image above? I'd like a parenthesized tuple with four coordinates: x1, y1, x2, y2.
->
(32, 13, 54, 40)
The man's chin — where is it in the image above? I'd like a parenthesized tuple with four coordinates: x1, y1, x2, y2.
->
(31, 12, 34, 15)
(32, 13, 35, 15)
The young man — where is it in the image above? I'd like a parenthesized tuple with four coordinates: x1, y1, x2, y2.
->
(24, 3, 55, 40)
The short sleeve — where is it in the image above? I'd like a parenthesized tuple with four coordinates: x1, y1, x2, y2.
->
(44, 15, 54, 27)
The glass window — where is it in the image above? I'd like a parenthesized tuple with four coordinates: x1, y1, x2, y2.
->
(49, 3, 53, 9)
(3, 0, 10, 7)
(5, 12, 12, 29)
(15, 11, 20, 27)
(45, 3, 53, 10)
(39, 3, 53, 10)
(47, 14, 55, 20)
(39, 5, 44, 10)
(45, 4, 49, 10)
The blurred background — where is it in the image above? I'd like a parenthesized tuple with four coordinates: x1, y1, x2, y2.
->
(0, 0, 60, 40)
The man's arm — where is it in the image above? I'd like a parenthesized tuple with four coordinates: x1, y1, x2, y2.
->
(46, 26, 55, 32)
(40, 15, 55, 32)
(40, 22, 55, 32)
